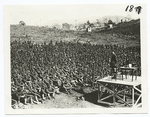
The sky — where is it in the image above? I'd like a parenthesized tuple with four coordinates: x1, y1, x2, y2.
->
(6, 4, 142, 26)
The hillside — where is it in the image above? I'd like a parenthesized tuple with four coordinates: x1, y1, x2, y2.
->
(105, 19, 140, 36)
(44, 15, 126, 27)
(10, 19, 140, 47)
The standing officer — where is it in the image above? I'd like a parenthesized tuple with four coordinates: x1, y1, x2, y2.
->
(110, 51, 117, 79)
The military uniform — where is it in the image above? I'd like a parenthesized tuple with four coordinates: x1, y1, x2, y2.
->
(16, 84, 28, 105)
(38, 79, 47, 100)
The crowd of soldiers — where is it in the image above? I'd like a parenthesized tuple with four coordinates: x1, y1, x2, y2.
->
(11, 40, 141, 105)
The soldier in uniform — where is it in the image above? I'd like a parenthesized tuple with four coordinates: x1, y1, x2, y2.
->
(110, 51, 117, 79)
(45, 84, 55, 99)
(44, 75, 55, 99)
(38, 78, 47, 100)
(25, 80, 41, 104)
(16, 83, 27, 105)
(62, 80, 73, 94)
(11, 79, 17, 94)
(11, 79, 18, 102)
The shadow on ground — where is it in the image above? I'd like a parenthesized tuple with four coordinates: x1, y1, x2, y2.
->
(73, 86, 111, 107)
(83, 90, 111, 107)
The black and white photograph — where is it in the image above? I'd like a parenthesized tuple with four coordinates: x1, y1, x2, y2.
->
(4, 3, 148, 114)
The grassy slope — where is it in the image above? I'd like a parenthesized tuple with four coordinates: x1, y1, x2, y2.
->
(10, 19, 140, 47)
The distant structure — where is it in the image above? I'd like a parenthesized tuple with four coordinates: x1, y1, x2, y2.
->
(85, 20, 94, 32)
(76, 18, 115, 32)
(69, 24, 75, 30)
(19, 21, 26, 26)
(62, 23, 71, 30)
(121, 16, 131, 23)
(108, 20, 113, 28)
(87, 26, 92, 32)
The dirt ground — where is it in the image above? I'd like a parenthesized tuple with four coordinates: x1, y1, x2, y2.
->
(16, 85, 140, 109)
(17, 90, 104, 109)
(17, 88, 132, 109)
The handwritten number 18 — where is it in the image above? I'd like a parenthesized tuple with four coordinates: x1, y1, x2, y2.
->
(125, 5, 142, 14)
(125, 5, 134, 12)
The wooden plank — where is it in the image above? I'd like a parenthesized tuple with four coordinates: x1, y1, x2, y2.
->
(101, 94, 113, 101)
(116, 95, 131, 107)
(134, 94, 142, 106)
(98, 78, 140, 86)
(97, 76, 141, 86)
(132, 87, 134, 106)
(120, 67, 138, 71)
(97, 99, 115, 106)
(135, 103, 142, 108)
(116, 87, 132, 95)
(134, 86, 142, 93)
(99, 82, 114, 94)
(113, 84, 115, 104)
(98, 85, 104, 99)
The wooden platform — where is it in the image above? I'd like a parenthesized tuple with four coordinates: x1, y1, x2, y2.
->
(97, 75, 141, 86)
(97, 75, 142, 107)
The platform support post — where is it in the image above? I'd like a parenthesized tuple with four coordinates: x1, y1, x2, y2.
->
(132, 87, 134, 107)
(113, 84, 115, 105)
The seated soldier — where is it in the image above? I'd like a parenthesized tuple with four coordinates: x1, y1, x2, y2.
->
(38, 78, 47, 100)
(43, 75, 55, 99)
(44, 74, 54, 88)
(62, 80, 73, 94)
(70, 78, 78, 87)
(45, 85, 55, 99)
(91, 76, 99, 89)
(24, 81, 34, 104)
(16, 83, 27, 105)
(11, 80, 17, 94)
(53, 76, 62, 88)
(11, 80, 18, 103)
(26, 80, 40, 104)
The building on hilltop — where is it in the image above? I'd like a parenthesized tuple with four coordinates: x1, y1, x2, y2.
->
(62, 23, 71, 30)
(108, 20, 113, 28)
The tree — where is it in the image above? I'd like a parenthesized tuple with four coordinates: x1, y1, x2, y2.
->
(19, 21, 26, 26)
(87, 20, 90, 25)
(108, 20, 113, 24)
(62, 23, 70, 30)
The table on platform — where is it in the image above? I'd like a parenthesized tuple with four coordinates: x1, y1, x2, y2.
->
(120, 67, 138, 81)
(97, 76, 141, 107)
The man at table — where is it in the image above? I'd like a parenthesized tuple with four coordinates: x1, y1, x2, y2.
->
(110, 51, 117, 79)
